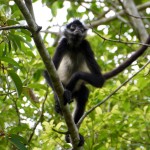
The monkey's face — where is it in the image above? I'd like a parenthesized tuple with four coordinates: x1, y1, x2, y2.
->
(69, 23, 86, 36)
(64, 20, 87, 45)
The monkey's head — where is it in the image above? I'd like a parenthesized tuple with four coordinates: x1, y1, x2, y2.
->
(64, 20, 88, 45)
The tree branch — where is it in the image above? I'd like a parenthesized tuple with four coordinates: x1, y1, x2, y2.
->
(13, 0, 82, 149)
(12, 99, 21, 126)
(103, 35, 150, 80)
(78, 60, 150, 127)
(121, 0, 148, 42)
(41, 30, 60, 35)
(24, 0, 35, 20)
(0, 25, 29, 31)
(93, 29, 150, 47)
(87, 1, 150, 28)
(52, 128, 68, 135)
(124, 12, 150, 19)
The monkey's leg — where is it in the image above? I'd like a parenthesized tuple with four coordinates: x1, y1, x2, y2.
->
(44, 70, 72, 113)
(73, 84, 89, 124)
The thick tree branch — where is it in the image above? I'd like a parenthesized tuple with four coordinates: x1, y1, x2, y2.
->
(78, 60, 150, 127)
(24, 0, 35, 20)
(13, 0, 82, 149)
(121, 0, 148, 42)
(103, 35, 150, 80)
(87, 1, 150, 28)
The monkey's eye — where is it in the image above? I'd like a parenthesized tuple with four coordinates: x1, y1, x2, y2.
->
(78, 25, 87, 32)
(81, 27, 86, 32)
(70, 24, 76, 31)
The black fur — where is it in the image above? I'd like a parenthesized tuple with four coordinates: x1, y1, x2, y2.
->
(44, 20, 105, 146)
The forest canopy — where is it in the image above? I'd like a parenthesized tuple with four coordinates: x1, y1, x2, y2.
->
(0, 0, 150, 150)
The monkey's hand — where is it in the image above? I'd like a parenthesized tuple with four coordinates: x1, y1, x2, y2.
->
(66, 73, 79, 92)
(55, 103, 63, 115)
(63, 89, 73, 105)
(65, 133, 84, 147)
(54, 90, 72, 115)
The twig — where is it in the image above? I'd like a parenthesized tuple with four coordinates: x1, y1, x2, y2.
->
(28, 87, 49, 143)
(0, 91, 16, 96)
(96, 9, 111, 20)
(0, 40, 4, 44)
(41, 30, 60, 35)
(0, 25, 29, 31)
(93, 29, 150, 47)
(119, 23, 123, 41)
(77, 60, 150, 127)
(52, 128, 68, 135)
(12, 99, 21, 126)
(125, 11, 150, 19)
(119, 134, 150, 145)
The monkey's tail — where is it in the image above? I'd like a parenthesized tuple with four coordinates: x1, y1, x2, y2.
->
(103, 35, 150, 80)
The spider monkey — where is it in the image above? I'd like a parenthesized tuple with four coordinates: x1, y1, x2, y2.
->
(43, 19, 105, 146)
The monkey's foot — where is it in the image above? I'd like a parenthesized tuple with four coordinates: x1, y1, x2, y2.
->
(55, 104, 63, 115)
(65, 133, 84, 147)
(54, 89, 72, 115)
(63, 89, 73, 105)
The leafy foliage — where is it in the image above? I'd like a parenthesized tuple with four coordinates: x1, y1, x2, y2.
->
(0, 0, 150, 150)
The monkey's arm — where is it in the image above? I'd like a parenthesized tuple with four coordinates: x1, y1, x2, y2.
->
(43, 38, 72, 105)
(53, 38, 68, 69)
(43, 38, 67, 87)
(66, 40, 105, 91)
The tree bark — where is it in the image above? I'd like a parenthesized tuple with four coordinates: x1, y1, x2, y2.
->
(122, 0, 148, 42)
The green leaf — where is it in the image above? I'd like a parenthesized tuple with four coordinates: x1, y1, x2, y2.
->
(28, 83, 47, 90)
(8, 40, 11, 52)
(50, 1, 58, 16)
(11, 38, 18, 51)
(33, 69, 43, 81)
(6, 19, 19, 25)
(0, 57, 21, 68)
(0, 42, 5, 56)
(8, 134, 27, 150)
(9, 34, 21, 50)
(8, 70, 23, 97)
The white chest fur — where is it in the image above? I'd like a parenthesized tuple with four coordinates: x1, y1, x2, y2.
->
(57, 53, 90, 87)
